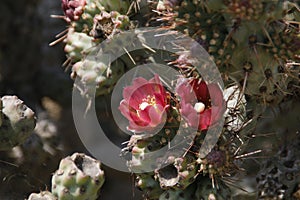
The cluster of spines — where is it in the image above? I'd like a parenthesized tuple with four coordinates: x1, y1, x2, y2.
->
(54, 0, 300, 199)
(121, 92, 249, 199)
(151, 0, 300, 106)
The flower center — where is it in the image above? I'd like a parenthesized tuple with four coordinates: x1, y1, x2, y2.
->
(194, 102, 205, 113)
(139, 95, 156, 110)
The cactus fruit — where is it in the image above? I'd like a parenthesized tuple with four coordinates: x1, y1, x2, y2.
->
(65, 0, 130, 33)
(72, 56, 126, 97)
(51, 152, 105, 200)
(64, 28, 95, 63)
(0, 96, 36, 151)
(28, 191, 56, 200)
(155, 154, 199, 190)
(51, 0, 139, 101)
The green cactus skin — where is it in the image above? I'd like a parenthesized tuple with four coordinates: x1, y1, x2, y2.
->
(155, 154, 199, 190)
(70, 0, 130, 33)
(124, 107, 180, 171)
(136, 173, 164, 200)
(194, 176, 232, 200)
(158, 186, 195, 200)
(64, 28, 95, 63)
(63, 10, 131, 97)
(72, 56, 126, 97)
(0, 96, 36, 151)
(158, 175, 232, 200)
(51, 153, 105, 200)
(27, 191, 57, 200)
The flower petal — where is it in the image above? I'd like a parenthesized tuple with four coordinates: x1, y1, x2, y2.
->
(199, 109, 212, 131)
(118, 74, 169, 133)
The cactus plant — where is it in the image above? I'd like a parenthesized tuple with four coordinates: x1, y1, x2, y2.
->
(150, 0, 300, 107)
(0, 96, 36, 151)
(47, 0, 300, 199)
(27, 191, 56, 200)
(51, 152, 105, 200)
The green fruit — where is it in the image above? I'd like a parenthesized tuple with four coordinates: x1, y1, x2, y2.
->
(64, 28, 95, 63)
(0, 96, 36, 151)
(51, 153, 105, 200)
(72, 56, 126, 97)
(155, 154, 199, 190)
(28, 191, 56, 200)
(71, 0, 130, 33)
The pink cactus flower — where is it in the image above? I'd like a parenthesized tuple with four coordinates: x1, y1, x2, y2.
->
(176, 78, 224, 131)
(62, 0, 86, 22)
(119, 75, 170, 133)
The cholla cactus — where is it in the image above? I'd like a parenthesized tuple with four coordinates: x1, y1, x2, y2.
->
(27, 191, 56, 200)
(51, 152, 105, 200)
(151, 0, 300, 106)
(53, 0, 300, 199)
(117, 73, 253, 198)
(51, 0, 133, 97)
(0, 96, 36, 151)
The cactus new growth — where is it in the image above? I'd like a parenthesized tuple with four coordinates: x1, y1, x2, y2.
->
(0, 96, 36, 151)
(51, 152, 105, 200)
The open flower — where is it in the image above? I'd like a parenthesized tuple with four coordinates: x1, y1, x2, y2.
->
(119, 75, 169, 133)
(176, 78, 224, 131)
(62, 0, 86, 22)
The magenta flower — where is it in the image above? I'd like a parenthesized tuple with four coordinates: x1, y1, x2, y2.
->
(119, 75, 170, 133)
(176, 78, 224, 131)
(62, 0, 86, 22)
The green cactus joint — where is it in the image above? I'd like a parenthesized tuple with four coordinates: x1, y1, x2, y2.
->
(27, 191, 57, 200)
(0, 95, 36, 151)
(51, 152, 105, 200)
(155, 154, 199, 190)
